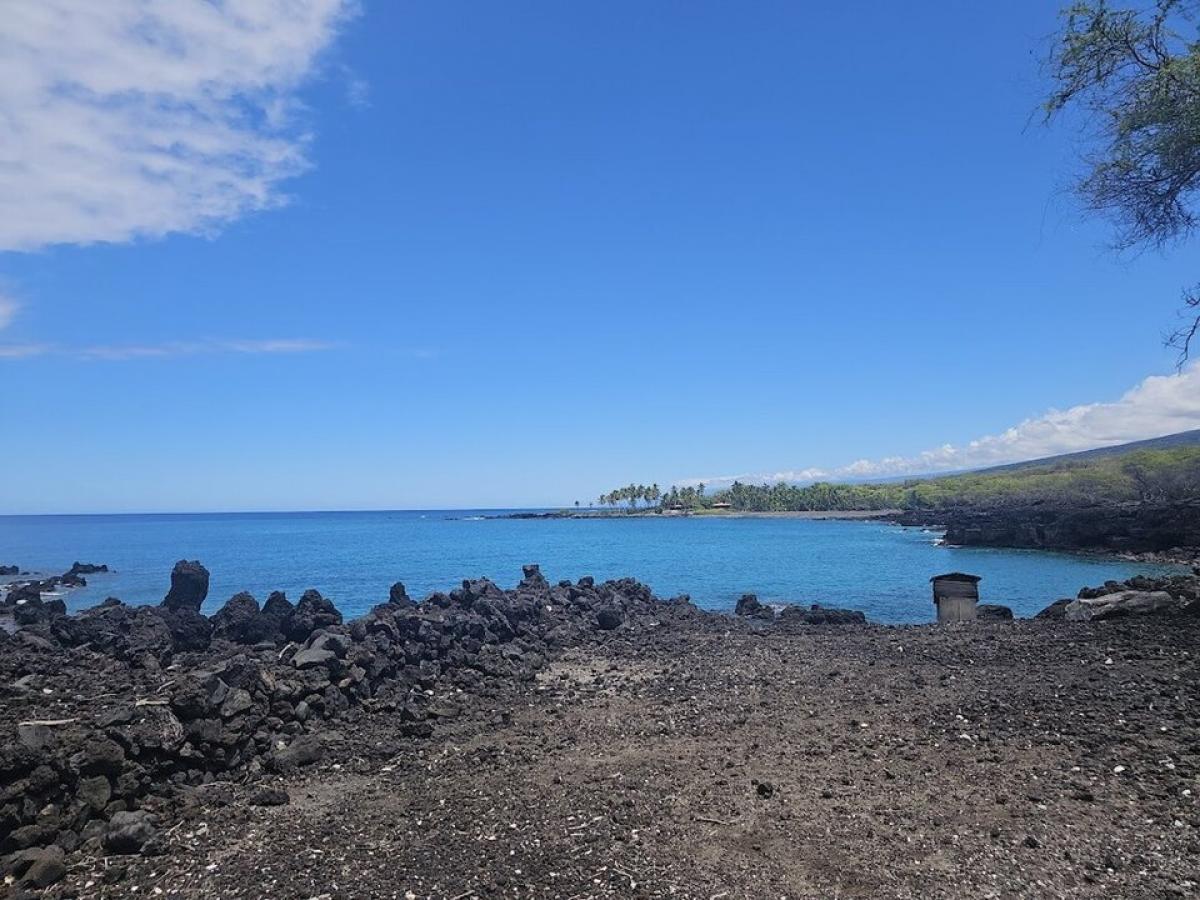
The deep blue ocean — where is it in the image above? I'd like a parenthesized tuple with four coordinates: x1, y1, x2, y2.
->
(0, 510, 1182, 624)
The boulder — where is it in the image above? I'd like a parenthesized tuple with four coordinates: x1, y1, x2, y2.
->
(977, 603, 1014, 621)
(153, 607, 212, 651)
(777, 604, 866, 625)
(1064, 590, 1182, 621)
(271, 735, 325, 771)
(292, 647, 336, 670)
(248, 787, 290, 807)
(4, 582, 42, 607)
(20, 844, 66, 888)
(68, 562, 109, 576)
(596, 607, 622, 630)
(161, 560, 210, 613)
(211, 592, 274, 644)
(388, 582, 412, 606)
(262, 591, 294, 633)
(103, 810, 157, 854)
(735, 594, 774, 620)
(519, 564, 550, 593)
(285, 590, 342, 642)
(1035, 598, 1073, 620)
(0, 564, 18, 577)
(51, 602, 174, 661)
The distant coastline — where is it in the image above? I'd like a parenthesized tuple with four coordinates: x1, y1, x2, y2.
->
(496, 508, 901, 521)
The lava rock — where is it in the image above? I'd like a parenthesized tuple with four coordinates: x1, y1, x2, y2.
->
(777, 604, 867, 625)
(285, 590, 342, 642)
(103, 810, 157, 854)
(20, 845, 66, 888)
(161, 560, 210, 613)
(212, 592, 275, 644)
(596, 607, 622, 630)
(271, 735, 325, 771)
(1064, 590, 1182, 621)
(248, 787, 290, 807)
(977, 603, 1014, 621)
(68, 562, 109, 576)
(735, 594, 774, 620)
(1035, 598, 1073, 620)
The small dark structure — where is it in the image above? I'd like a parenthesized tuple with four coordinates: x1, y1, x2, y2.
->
(931, 572, 981, 623)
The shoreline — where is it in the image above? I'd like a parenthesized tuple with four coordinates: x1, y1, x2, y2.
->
(498, 508, 903, 520)
(1, 561, 1196, 896)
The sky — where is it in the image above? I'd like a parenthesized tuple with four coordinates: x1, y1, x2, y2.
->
(2, 0, 1199, 514)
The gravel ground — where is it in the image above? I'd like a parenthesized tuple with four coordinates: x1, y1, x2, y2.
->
(51, 615, 1199, 900)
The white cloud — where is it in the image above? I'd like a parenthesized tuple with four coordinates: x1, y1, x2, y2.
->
(0, 343, 49, 359)
(78, 338, 337, 361)
(0, 0, 357, 251)
(681, 363, 1200, 487)
(0, 296, 16, 330)
(0, 338, 336, 362)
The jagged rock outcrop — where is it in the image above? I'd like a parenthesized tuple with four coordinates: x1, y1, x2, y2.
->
(67, 562, 109, 576)
(735, 593, 773, 620)
(161, 560, 210, 613)
(210, 592, 281, 645)
(896, 502, 1200, 555)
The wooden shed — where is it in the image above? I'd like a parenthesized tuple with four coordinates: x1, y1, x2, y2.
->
(931, 572, 981, 623)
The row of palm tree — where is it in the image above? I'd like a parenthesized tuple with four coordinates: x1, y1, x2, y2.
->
(598, 483, 661, 510)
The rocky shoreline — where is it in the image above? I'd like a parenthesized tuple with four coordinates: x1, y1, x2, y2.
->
(889, 501, 1200, 563)
(0, 561, 726, 894)
(1, 561, 1198, 896)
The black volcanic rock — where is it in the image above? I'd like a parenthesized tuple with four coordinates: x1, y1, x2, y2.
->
(162, 560, 210, 613)
(596, 607, 622, 630)
(735, 593, 774, 620)
(389, 582, 412, 606)
(153, 607, 213, 652)
(777, 604, 866, 625)
(285, 589, 342, 642)
(900, 501, 1200, 555)
(0, 564, 20, 576)
(977, 603, 1014, 621)
(211, 592, 274, 644)
(68, 562, 109, 576)
(1035, 598, 1073, 620)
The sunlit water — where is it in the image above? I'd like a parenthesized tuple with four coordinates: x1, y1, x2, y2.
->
(0, 511, 1181, 623)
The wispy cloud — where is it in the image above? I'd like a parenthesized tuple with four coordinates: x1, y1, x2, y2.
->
(0, 0, 358, 251)
(680, 363, 1200, 487)
(0, 338, 337, 362)
(0, 297, 17, 331)
(0, 343, 50, 359)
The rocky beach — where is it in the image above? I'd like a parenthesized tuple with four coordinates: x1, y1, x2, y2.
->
(0, 559, 1197, 898)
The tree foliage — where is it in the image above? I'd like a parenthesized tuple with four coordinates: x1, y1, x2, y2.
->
(1045, 0, 1200, 358)
(616, 447, 1200, 513)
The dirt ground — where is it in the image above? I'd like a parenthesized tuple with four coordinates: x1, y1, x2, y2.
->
(58, 617, 1199, 899)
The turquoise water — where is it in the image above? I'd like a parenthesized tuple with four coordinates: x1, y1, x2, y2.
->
(0, 511, 1180, 623)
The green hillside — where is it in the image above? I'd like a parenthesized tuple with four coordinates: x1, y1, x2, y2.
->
(658, 442, 1200, 513)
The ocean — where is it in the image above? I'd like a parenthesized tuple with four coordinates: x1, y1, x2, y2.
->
(0, 510, 1180, 624)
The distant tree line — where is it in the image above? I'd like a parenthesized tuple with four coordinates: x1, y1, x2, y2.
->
(597, 483, 661, 510)
(599, 447, 1200, 514)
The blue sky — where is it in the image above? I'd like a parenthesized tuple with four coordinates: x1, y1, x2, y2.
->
(2, 0, 1199, 513)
